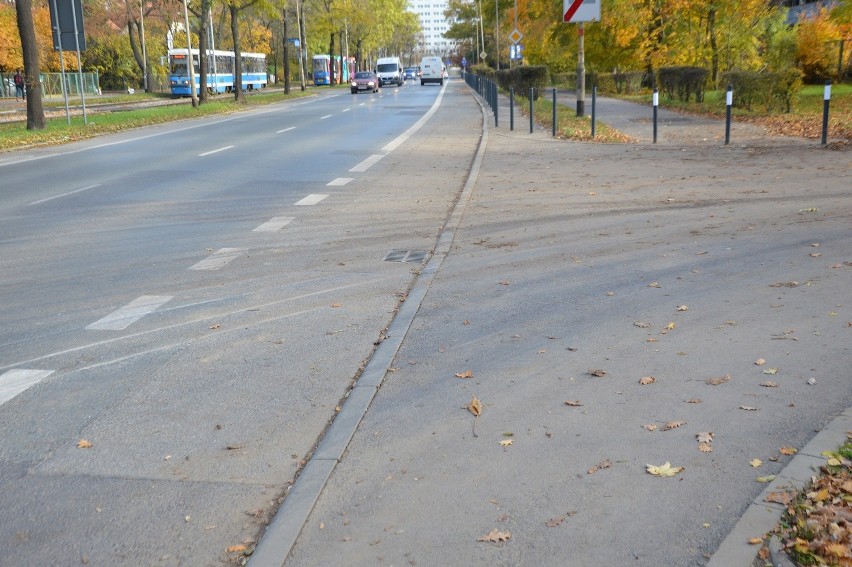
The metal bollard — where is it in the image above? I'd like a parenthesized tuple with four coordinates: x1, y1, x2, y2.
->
(591, 86, 597, 138)
(552, 88, 557, 137)
(822, 80, 831, 145)
(494, 82, 498, 127)
(652, 88, 658, 144)
(530, 88, 534, 134)
(725, 84, 733, 145)
(510, 88, 514, 131)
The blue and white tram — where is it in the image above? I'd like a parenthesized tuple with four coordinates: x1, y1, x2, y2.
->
(168, 48, 267, 96)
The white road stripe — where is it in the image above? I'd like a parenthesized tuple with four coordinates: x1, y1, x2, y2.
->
(382, 81, 447, 153)
(342, 108, 351, 113)
(327, 178, 353, 186)
(29, 184, 101, 206)
(320, 114, 333, 120)
(198, 145, 234, 157)
(294, 194, 328, 206)
(253, 216, 295, 232)
(0, 369, 54, 405)
(189, 248, 246, 270)
(277, 127, 296, 133)
(350, 154, 385, 173)
(86, 295, 173, 331)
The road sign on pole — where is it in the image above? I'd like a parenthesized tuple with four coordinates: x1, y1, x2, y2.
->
(509, 28, 523, 44)
(563, 0, 600, 23)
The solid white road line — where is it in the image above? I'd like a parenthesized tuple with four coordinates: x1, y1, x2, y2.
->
(382, 81, 447, 153)
(327, 178, 353, 186)
(342, 108, 351, 113)
(0, 369, 55, 405)
(28, 184, 102, 206)
(253, 216, 295, 232)
(349, 154, 385, 173)
(277, 127, 296, 133)
(294, 194, 328, 206)
(86, 295, 173, 331)
(320, 115, 333, 120)
(198, 145, 235, 157)
(189, 248, 246, 270)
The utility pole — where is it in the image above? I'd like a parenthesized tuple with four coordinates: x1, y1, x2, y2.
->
(283, 6, 290, 93)
(297, 0, 306, 90)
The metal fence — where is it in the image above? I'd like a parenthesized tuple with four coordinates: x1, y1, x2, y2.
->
(0, 72, 100, 98)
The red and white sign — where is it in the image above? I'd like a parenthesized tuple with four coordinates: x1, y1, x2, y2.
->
(563, 0, 600, 23)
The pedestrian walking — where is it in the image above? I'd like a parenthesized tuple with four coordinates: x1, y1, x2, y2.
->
(14, 69, 25, 101)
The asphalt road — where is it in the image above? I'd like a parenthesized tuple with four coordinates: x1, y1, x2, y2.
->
(0, 79, 481, 566)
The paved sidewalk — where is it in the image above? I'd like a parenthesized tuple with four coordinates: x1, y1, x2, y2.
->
(250, 82, 851, 566)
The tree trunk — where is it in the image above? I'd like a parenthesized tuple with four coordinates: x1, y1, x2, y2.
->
(198, 0, 211, 103)
(707, 8, 719, 86)
(283, 7, 290, 94)
(15, 0, 45, 130)
(329, 32, 336, 85)
(298, 0, 306, 91)
(230, 4, 244, 101)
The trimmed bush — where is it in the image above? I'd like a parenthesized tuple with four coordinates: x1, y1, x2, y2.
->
(658, 66, 709, 102)
(722, 69, 801, 112)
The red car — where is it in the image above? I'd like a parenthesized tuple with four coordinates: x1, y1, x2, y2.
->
(350, 71, 379, 94)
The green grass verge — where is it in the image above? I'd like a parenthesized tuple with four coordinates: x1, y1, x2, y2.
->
(512, 95, 633, 142)
(0, 89, 313, 152)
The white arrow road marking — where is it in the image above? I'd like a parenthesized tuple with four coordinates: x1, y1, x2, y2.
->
(0, 369, 55, 406)
(86, 295, 174, 331)
(189, 248, 246, 270)
(253, 216, 295, 232)
(294, 194, 328, 206)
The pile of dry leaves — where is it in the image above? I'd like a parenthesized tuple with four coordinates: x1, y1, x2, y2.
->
(762, 437, 852, 566)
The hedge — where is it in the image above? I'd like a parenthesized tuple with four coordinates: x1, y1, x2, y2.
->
(658, 66, 709, 102)
(721, 68, 803, 112)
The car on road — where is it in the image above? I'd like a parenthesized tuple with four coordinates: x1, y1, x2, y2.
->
(403, 67, 418, 81)
(350, 71, 379, 94)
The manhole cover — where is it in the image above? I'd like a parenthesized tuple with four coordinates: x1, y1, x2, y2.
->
(382, 250, 428, 263)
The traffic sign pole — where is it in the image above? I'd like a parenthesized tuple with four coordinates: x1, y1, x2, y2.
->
(577, 22, 585, 117)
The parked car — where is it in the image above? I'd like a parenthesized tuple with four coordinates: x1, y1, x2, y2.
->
(350, 71, 379, 94)
(403, 67, 418, 81)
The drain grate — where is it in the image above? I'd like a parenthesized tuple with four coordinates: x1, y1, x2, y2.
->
(382, 249, 428, 264)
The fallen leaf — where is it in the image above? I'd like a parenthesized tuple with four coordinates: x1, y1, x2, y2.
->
(646, 462, 684, 477)
(588, 459, 612, 475)
(210, 324, 221, 330)
(763, 368, 779, 375)
(478, 529, 511, 543)
(706, 374, 732, 386)
(639, 376, 656, 385)
(755, 358, 766, 366)
(498, 281, 511, 286)
(665, 322, 676, 330)
(740, 406, 759, 411)
(537, 349, 546, 354)
(769, 281, 799, 288)
(643, 424, 658, 431)
(455, 370, 473, 379)
(807, 377, 817, 385)
(634, 321, 651, 328)
(499, 439, 512, 447)
(696, 432, 714, 443)
(811, 242, 819, 247)
(676, 305, 688, 311)
(809, 252, 822, 258)
(589, 369, 607, 377)
(750, 459, 763, 468)
(331, 303, 341, 308)
(686, 398, 702, 404)
(463, 320, 470, 325)
(698, 443, 713, 453)
(765, 491, 796, 505)
(760, 381, 779, 388)
(545, 517, 564, 528)
(77, 439, 93, 449)
(756, 475, 776, 483)
(226, 544, 247, 553)
(748, 537, 763, 545)
(564, 400, 582, 407)
(467, 396, 483, 417)
(648, 282, 661, 288)
(646, 337, 659, 343)
(780, 447, 797, 455)
(663, 420, 686, 430)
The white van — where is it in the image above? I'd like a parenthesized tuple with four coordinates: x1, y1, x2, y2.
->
(420, 56, 444, 86)
(375, 56, 403, 87)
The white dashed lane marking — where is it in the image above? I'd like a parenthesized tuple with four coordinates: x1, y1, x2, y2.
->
(320, 115, 333, 120)
(294, 194, 328, 206)
(0, 369, 54, 405)
(198, 145, 234, 157)
(277, 127, 296, 133)
(189, 248, 246, 270)
(327, 178, 353, 186)
(29, 184, 101, 206)
(349, 154, 385, 173)
(253, 216, 295, 232)
(86, 295, 173, 331)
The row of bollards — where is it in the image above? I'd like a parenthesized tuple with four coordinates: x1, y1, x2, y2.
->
(478, 76, 833, 146)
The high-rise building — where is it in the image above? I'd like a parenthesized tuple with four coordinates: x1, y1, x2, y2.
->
(409, 1, 458, 57)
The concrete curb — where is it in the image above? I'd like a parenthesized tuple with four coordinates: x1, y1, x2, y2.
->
(707, 407, 852, 566)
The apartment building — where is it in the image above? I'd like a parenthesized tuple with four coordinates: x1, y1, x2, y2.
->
(409, 0, 458, 57)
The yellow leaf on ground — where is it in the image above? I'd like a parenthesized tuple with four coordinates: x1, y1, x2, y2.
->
(468, 396, 483, 416)
(639, 376, 656, 385)
(564, 400, 582, 406)
(478, 529, 511, 543)
(646, 462, 684, 477)
(755, 358, 766, 366)
(663, 420, 686, 430)
(643, 424, 658, 431)
(698, 443, 713, 453)
(589, 369, 607, 377)
(455, 370, 473, 379)
(665, 322, 676, 330)
(750, 459, 763, 467)
(780, 447, 797, 455)
(676, 305, 688, 311)
(763, 368, 779, 375)
(226, 544, 247, 553)
(706, 374, 732, 386)
(748, 537, 763, 545)
(77, 439, 93, 449)
(499, 439, 512, 447)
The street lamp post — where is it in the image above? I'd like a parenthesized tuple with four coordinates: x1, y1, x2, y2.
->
(140, 0, 147, 91)
(182, 0, 198, 106)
